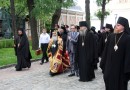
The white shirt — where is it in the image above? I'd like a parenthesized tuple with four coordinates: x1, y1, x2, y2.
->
(39, 33, 50, 48)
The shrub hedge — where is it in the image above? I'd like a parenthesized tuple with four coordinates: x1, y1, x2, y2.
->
(0, 39, 32, 49)
(0, 39, 14, 49)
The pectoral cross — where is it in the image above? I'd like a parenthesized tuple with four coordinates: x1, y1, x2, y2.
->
(82, 42, 84, 46)
(52, 44, 56, 48)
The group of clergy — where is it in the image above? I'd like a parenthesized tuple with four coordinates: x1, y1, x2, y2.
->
(14, 16, 130, 90)
(48, 17, 130, 90)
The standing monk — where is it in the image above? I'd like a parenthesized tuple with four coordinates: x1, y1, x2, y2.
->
(98, 24, 113, 57)
(75, 21, 97, 82)
(91, 26, 99, 70)
(60, 25, 68, 56)
(100, 17, 130, 90)
(14, 28, 32, 71)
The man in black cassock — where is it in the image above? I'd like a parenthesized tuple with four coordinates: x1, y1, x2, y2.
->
(60, 25, 68, 55)
(98, 24, 113, 57)
(100, 17, 130, 90)
(91, 26, 99, 70)
(75, 21, 97, 82)
(14, 28, 32, 71)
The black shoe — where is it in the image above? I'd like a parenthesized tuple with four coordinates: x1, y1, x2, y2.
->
(78, 79, 86, 82)
(78, 79, 81, 81)
(49, 71, 56, 77)
(45, 60, 49, 63)
(40, 62, 44, 65)
(68, 73, 75, 77)
(16, 69, 22, 71)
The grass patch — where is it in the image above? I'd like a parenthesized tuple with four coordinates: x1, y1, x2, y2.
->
(0, 47, 42, 67)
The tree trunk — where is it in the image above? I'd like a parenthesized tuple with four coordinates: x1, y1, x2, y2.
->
(10, 0, 17, 37)
(27, 0, 39, 50)
(85, 0, 91, 29)
(100, 0, 106, 29)
(51, 8, 62, 28)
(51, 0, 62, 28)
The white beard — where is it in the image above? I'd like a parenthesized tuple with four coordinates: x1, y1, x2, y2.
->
(52, 36, 57, 42)
(79, 30, 86, 36)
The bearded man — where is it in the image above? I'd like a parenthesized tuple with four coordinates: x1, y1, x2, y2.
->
(47, 31, 70, 76)
(100, 17, 130, 90)
(75, 21, 97, 82)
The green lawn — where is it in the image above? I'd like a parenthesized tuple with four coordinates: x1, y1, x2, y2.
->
(0, 47, 42, 67)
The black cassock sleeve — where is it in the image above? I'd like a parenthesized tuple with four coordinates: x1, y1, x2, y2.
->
(100, 35, 111, 73)
(89, 33, 98, 65)
(19, 36, 31, 59)
(75, 35, 80, 64)
(124, 36, 130, 80)
(93, 34, 99, 64)
(14, 36, 19, 56)
(62, 34, 67, 54)
(18, 36, 26, 50)
(98, 33, 104, 57)
(14, 38, 17, 56)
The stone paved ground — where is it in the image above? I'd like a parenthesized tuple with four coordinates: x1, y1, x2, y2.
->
(0, 61, 130, 90)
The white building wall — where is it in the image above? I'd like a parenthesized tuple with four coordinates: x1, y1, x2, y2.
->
(90, 0, 130, 30)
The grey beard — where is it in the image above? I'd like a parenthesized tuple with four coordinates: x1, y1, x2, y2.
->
(52, 36, 57, 42)
(79, 30, 86, 36)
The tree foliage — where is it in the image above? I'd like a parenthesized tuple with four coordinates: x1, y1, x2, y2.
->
(0, 0, 28, 31)
(96, 0, 110, 6)
(0, 0, 27, 17)
(31, 0, 74, 22)
(0, 0, 74, 27)
(95, 9, 110, 20)
(95, 0, 110, 28)
(0, 0, 74, 49)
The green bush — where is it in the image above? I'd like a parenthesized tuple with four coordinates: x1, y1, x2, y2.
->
(0, 39, 14, 48)
(0, 39, 33, 49)
(0, 42, 2, 49)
